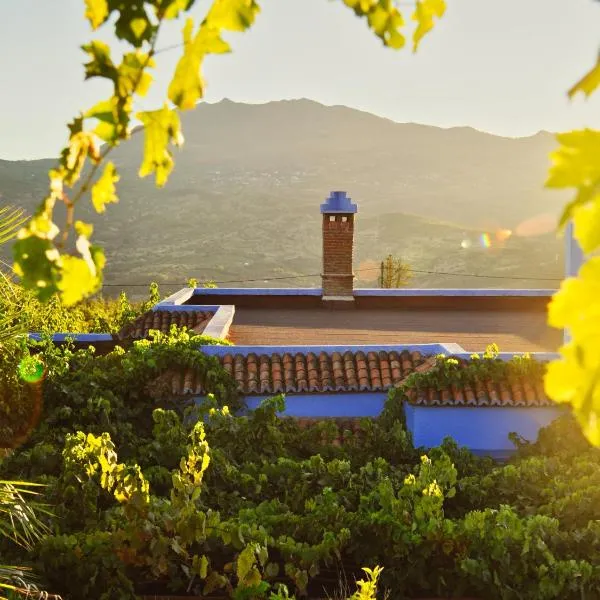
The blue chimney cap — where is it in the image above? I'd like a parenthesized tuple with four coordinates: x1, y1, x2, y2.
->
(320, 191, 358, 214)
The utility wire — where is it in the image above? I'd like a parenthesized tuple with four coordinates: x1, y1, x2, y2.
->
(101, 265, 563, 287)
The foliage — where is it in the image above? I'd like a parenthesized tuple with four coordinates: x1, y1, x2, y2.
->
(542, 2, 600, 445)
(2, 338, 600, 599)
(393, 344, 545, 399)
(0, 479, 57, 599)
(12, 0, 444, 306)
(377, 255, 411, 288)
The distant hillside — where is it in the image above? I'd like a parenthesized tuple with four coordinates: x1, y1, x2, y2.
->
(0, 99, 565, 296)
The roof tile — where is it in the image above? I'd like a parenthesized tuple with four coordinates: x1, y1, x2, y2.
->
(116, 310, 213, 341)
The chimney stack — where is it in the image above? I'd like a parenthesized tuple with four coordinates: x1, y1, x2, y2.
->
(320, 191, 358, 302)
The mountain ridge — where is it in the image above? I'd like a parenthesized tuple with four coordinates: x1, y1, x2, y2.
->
(0, 99, 565, 295)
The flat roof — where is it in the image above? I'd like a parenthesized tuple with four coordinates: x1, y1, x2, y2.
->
(228, 308, 561, 353)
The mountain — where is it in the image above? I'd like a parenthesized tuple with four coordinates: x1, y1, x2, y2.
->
(0, 99, 566, 296)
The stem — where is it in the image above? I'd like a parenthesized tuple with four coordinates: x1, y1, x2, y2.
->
(58, 22, 163, 248)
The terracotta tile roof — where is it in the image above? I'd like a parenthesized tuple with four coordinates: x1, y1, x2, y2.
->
(226, 350, 435, 395)
(156, 350, 434, 396)
(115, 310, 213, 341)
(404, 358, 552, 407)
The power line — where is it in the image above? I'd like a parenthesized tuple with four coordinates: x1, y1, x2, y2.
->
(101, 265, 563, 287)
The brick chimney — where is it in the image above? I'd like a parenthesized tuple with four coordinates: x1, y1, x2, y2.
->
(320, 191, 358, 301)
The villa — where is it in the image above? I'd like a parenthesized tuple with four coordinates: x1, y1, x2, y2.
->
(34, 191, 582, 459)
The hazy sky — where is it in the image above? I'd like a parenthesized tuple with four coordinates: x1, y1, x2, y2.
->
(1, 0, 599, 159)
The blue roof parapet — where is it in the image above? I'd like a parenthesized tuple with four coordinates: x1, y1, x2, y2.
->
(320, 191, 358, 214)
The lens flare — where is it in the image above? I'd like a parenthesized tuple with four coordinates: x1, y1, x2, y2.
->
(515, 213, 557, 237)
(460, 239, 472, 249)
(18, 356, 46, 384)
(495, 229, 512, 242)
(480, 233, 492, 248)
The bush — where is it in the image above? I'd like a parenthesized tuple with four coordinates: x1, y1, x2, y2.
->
(2, 337, 600, 600)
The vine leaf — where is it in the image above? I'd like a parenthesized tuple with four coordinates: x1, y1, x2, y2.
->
(568, 57, 600, 99)
(82, 41, 118, 82)
(84, 0, 109, 29)
(117, 51, 156, 97)
(205, 0, 260, 31)
(12, 235, 60, 303)
(155, 0, 198, 20)
(545, 256, 600, 446)
(92, 162, 120, 214)
(412, 0, 446, 52)
(343, 0, 406, 49)
(107, 1, 157, 47)
(138, 105, 184, 186)
(59, 256, 98, 306)
(168, 18, 230, 110)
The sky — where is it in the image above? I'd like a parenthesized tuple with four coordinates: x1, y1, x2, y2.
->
(0, 0, 599, 160)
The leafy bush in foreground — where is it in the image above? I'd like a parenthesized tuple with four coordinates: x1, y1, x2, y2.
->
(2, 336, 600, 600)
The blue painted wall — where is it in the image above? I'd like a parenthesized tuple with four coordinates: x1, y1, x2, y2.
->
(404, 404, 564, 459)
(243, 392, 387, 417)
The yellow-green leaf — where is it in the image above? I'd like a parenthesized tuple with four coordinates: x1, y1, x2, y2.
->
(367, 4, 405, 49)
(137, 106, 184, 187)
(75, 220, 94, 239)
(156, 0, 196, 20)
(568, 59, 600, 99)
(82, 40, 118, 81)
(84, 0, 109, 29)
(117, 51, 156, 98)
(58, 256, 100, 306)
(168, 18, 230, 110)
(546, 129, 600, 189)
(91, 162, 120, 214)
(412, 0, 446, 51)
(199, 555, 209, 579)
(205, 0, 260, 32)
(573, 196, 600, 254)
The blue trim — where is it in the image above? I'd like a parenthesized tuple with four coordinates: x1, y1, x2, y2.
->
(190, 288, 323, 297)
(153, 305, 220, 313)
(404, 404, 564, 457)
(28, 333, 113, 343)
(243, 393, 386, 417)
(353, 288, 556, 297)
(453, 351, 560, 362)
(199, 343, 452, 357)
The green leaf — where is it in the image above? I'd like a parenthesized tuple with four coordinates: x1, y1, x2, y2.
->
(236, 545, 255, 583)
(154, 0, 197, 20)
(81, 41, 118, 81)
(12, 235, 60, 302)
(412, 0, 446, 52)
(569, 58, 600, 99)
(84, 0, 109, 29)
(168, 18, 231, 110)
(91, 162, 120, 213)
(199, 554, 209, 579)
(137, 105, 184, 186)
(108, 1, 156, 47)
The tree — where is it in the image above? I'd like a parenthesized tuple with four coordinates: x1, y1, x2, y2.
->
(378, 255, 411, 288)
(12, 0, 445, 307)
